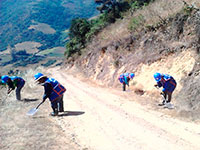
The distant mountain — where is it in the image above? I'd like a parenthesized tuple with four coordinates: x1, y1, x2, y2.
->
(0, 0, 98, 51)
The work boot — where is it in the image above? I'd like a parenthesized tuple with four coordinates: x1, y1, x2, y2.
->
(50, 112, 58, 116)
(50, 109, 58, 116)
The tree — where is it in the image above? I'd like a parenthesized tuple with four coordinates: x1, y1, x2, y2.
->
(65, 18, 91, 58)
(69, 18, 91, 45)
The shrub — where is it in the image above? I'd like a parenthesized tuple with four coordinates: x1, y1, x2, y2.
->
(65, 38, 82, 58)
(69, 18, 91, 45)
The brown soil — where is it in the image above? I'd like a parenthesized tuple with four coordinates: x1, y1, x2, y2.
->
(1, 67, 200, 150)
(0, 75, 80, 150)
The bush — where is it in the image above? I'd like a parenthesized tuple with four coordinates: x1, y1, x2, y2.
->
(65, 38, 82, 58)
(69, 18, 91, 45)
(65, 18, 92, 58)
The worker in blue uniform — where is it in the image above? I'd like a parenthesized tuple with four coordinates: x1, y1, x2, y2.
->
(34, 73, 66, 116)
(118, 73, 135, 91)
(154, 72, 177, 106)
(1, 75, 25, 100)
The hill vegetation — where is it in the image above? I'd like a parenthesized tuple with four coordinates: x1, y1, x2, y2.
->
(65, 0, 153, 58)
(64, 0, 200, 119)
(0, 0, 98, 51)
(0, 0, 99, 69)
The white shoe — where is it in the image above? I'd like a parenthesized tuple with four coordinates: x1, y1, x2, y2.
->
(164, 102, 174, 109)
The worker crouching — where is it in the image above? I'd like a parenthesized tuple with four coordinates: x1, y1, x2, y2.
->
(154, 72, 176, 108)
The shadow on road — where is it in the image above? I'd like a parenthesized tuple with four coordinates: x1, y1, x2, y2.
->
(58, 111, 85, 117)
(23, 98, 39, 102)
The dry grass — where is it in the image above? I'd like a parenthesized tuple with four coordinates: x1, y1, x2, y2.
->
(128, 0, 200, 32)
(91, 0, 200, 47)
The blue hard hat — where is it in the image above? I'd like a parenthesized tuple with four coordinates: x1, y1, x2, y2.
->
(1, 75, 9, 83)
(34, 73, 46, 81)
(129, 73, 135, 79)
(154, 72, 161, 81)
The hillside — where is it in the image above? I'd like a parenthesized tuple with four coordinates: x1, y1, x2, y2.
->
(64, 0, 200, 120)
(0, 0, 98, 69)
(2, 1, 200, 149)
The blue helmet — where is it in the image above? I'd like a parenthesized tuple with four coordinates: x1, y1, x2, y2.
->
(34, 73, 46, 81)
(1, 75, 9, 83)
(129, 73, 135, 79)
(154, 72, 162, 81)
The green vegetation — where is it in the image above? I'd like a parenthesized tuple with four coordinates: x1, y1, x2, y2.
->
(65, 0, 153, 58)
(65, 37, 83, 57)
(0, 0, 154, 63)
(0, 0, 98, 51)
(86, 14, 110, 40)
(65, 14, 111, 58)
(69, 18, 91, 45)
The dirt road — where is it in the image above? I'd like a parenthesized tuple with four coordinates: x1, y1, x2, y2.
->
(1, 68, 200, 150)
(51, 68, 200, 150)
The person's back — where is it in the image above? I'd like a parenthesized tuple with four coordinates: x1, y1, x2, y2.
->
(1, 75, 25, 100)
(44, 77, 66, 101)
(10, 76, 24, 87)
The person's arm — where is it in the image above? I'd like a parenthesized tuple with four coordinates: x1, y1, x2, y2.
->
(154, 81, 162, 88)
(43, 83, 52, 101)
(7, 80, 15, 94)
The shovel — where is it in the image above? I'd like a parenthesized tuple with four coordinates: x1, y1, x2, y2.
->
(27, 101, 44, 116)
